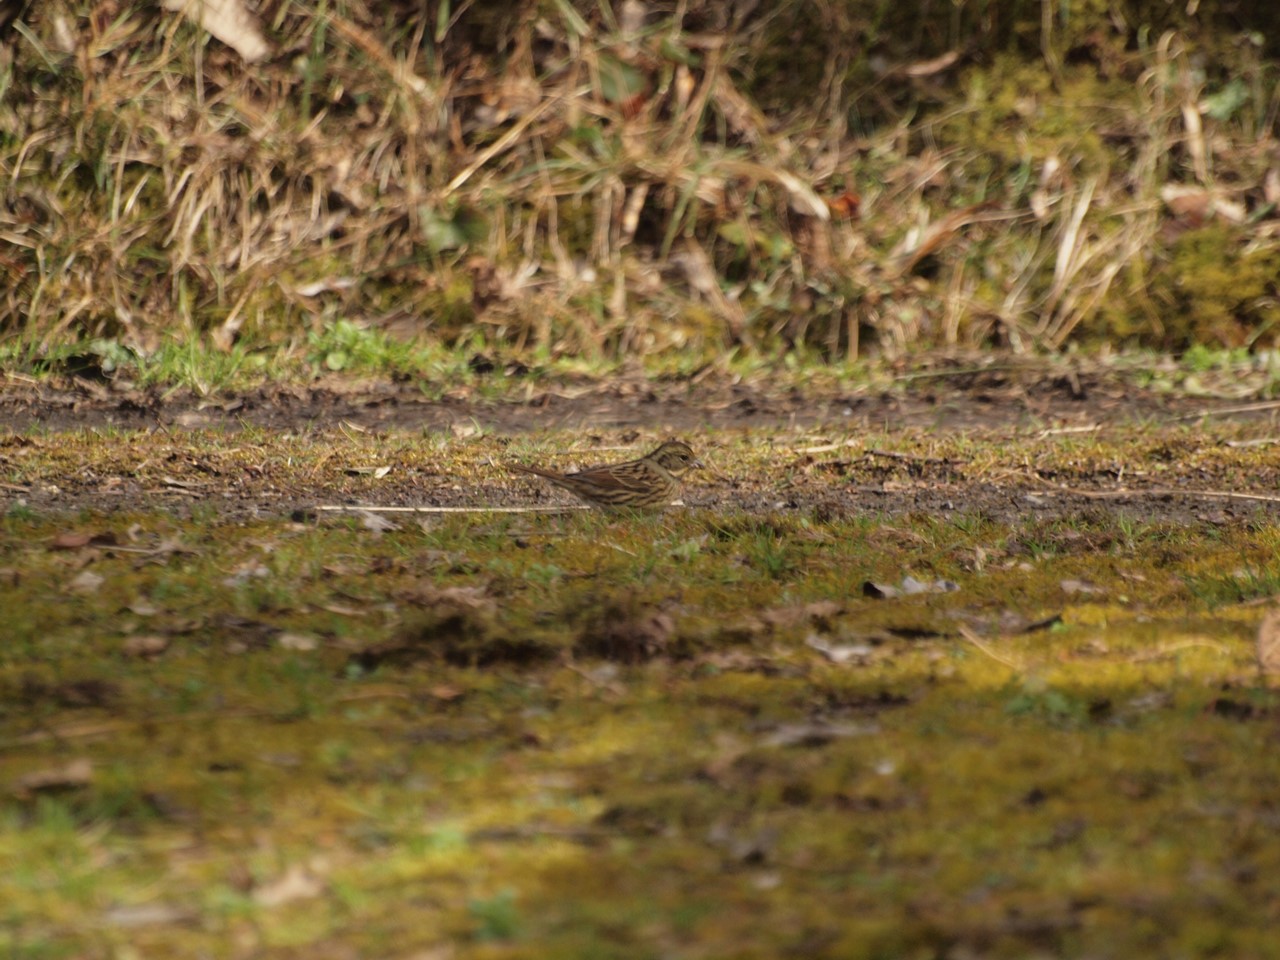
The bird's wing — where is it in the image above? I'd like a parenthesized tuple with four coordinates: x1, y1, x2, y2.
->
(573, 462, 652, 492)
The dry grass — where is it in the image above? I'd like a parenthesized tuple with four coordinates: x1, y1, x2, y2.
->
(2, 1, 1280, 371)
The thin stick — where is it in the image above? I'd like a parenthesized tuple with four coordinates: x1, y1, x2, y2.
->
(445, 96, 558, 195)
(315, 504, 592, 514)
(957, 626, 1024, 672)
(1227, 438, 1280, 448)
(866, 448, 967, 465)
(798, 439, 858, 454)
(1033, 487, 1280, 505)
(1175, 400, 1280, 421)
(1037, 424, 1102, 437)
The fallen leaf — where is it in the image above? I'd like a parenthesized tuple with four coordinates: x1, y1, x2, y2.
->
(278, 632, 319, 651)
(67, 570, 105, 595)
(1060, 579, 1103, 596)
(122, 634, 170, 658)
(159, 0, 270, 62)
(900, 575, 958, 595)
(862, 576, 959, 599)
(252, 864, 324, 907)
(14, 758, 93, 798)
(806, 633, 875, 664)
(359, 510, 398, 533)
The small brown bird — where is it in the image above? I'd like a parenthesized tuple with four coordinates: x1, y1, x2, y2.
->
(510, 440, 702, 508)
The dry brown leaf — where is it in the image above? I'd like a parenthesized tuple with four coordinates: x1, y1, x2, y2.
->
(252, 864, 324, 908)
(14, 758, 93, 798)
(1060, 579, 1103, 596)
(805, 633, 875, 664)
(122, 634, 170, 658)
(358, 510, 398, 533)
(277, 632, 318, 652)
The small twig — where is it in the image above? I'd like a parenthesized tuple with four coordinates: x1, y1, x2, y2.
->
(797, 439, 858, 454)
(315, 504, 592, 514)
(444, 96, 558, 195)
(1227, 438, 1280, 448)
(1175, 400, 1280, 421)
(892, 364, 1018, 382)
(1032, 487, 1280, 505)
(1037, 424, 1102, 438)
(866, 448, 968, 466)
(957, 626, 1025, 672)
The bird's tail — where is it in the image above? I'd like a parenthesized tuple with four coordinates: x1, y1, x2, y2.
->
(508, 463, 564, 480)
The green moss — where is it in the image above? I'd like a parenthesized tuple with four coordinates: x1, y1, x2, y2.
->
(4, 424, 1280, 955)
(1152, 225, 1280, 349)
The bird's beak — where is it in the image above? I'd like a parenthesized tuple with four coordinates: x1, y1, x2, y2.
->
(691, 459, 705, 470)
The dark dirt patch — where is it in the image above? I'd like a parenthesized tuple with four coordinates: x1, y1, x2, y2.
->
(2, 364, 1256, 435)
(3, 365, 1280, 529)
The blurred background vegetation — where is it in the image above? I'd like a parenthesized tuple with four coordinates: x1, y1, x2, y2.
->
(2, 0, 1280, 379)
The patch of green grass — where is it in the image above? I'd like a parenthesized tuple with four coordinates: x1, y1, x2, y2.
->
(1186, 563, 1280, 607)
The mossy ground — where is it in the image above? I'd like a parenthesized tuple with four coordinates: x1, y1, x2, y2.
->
(4, 420, 1280, 958)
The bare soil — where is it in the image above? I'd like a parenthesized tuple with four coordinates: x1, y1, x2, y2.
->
(0, 365, 1218, 434)
(3, 366, 1279, 529)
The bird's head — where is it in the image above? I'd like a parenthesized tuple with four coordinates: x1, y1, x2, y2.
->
(649, 440, 702, 476)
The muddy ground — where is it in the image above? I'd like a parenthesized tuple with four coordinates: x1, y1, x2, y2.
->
(3, 365, 1280, 528)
